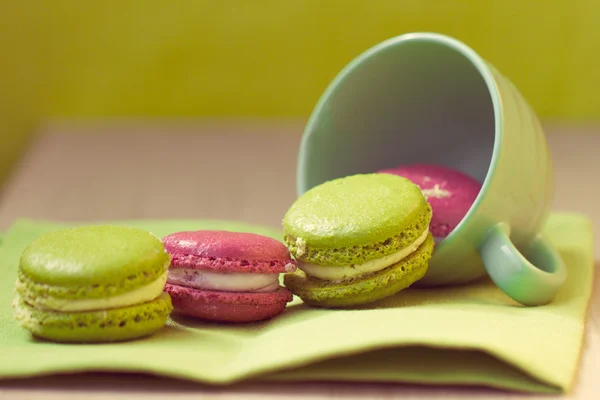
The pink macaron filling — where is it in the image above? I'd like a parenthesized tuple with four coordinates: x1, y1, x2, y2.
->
(167, 268, 280, 293)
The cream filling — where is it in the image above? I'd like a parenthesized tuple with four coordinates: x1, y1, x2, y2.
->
(299, 228, 429, 281)
(24, 271, 168, 312)
(167, 269, 280, 293)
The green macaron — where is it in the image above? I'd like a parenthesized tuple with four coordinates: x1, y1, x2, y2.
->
(13, 225, 173, 343)
(283, 173, 434, 307)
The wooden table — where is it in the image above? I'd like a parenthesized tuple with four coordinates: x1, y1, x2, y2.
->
(0, 120, 598, 400)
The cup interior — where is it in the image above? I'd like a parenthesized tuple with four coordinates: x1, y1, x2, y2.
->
(298, 34, 497, 194)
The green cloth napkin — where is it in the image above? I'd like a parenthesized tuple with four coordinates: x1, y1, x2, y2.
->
(0, 213, 593, 394)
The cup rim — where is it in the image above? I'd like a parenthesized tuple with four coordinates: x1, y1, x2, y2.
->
(297, 32, 503, 247)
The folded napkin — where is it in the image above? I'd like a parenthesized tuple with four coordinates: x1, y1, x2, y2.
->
(0, 213, 593, 393)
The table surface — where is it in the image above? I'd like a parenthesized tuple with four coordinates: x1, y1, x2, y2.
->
(0, 120, 598, 400)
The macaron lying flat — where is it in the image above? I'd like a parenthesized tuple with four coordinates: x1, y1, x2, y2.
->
(378, 164, 482, 242)
(14, 226, 173, 343)
(163, 231, 296, 323)
(283, 173, 434, 308)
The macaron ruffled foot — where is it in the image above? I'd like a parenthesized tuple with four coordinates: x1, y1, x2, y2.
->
(13, 226, 173, 343)
(282, 173, 434, 308)
(162, 230, 296, 323)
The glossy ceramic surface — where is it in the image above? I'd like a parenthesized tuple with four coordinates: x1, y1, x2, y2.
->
(296, 32, 566, 305)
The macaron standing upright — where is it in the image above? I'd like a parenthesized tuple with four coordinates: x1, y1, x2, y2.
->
(283, 173, 434, 308)
(378, 164, 482, 242)
(163, 231, 296, 323)
(13, 226, 173, 343)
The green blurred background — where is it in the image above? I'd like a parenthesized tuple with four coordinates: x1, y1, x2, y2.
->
(1, 1, 599, 187)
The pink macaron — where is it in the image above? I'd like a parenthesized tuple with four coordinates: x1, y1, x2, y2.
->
(378, 164, 482, 241)
(163, 230, 296, 323)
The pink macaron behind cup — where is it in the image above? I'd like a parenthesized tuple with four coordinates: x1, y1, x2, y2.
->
(379, 164, 482, 242)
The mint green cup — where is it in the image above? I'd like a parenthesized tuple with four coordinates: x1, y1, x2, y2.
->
(296, 32, 566, 306)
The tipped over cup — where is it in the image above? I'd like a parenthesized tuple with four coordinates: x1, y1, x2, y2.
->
(296, 32, 566, 306)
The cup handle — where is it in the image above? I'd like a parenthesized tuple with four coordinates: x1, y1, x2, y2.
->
(478, 223, 567, 306)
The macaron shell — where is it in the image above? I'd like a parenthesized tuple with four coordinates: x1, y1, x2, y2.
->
(285, 205, 430, 267)
(13, 292, 173, 343)
(283, 173, 432, 266)
(165, 284, 293, 323)
(283, 173, 429, 249)
(163, 230, 295, 273)
(284, 234, 434, 308)
(18, 225, 170, 300)
(379, 164, 481, 238)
